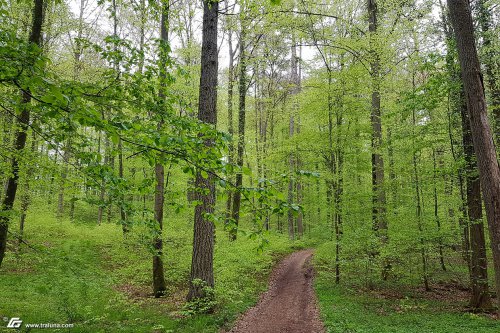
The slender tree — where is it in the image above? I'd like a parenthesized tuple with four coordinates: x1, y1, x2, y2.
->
(0, 0, 45, 267)
(368, 0, 387, 241)
(152, 0, 170, 298)
(230, 9, 247, 241)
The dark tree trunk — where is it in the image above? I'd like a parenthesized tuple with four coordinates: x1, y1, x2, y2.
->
(368, 0, 388, 239)
(461, 88, 492, 310)
(477, 0, 500, 149)
(152, 0, 169, 298)
(187, 0, 219, 302)
(0, 0, 44, 267)
(448, 0, 500, 310)
(230, 20, 247, 241)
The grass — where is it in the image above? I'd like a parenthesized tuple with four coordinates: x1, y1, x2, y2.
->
(0, 202, 301, 332)
(313, 242, 500, 333)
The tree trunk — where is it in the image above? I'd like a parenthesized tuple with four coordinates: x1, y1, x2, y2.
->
(461, 87, 492, 310)
(230, 18, 247, 241)
(0, 0, 44, 267)
(118, 138, 128, 233)
(412, 101, 430, 292)
(225, 5, 236, 234)
(187, 0, 219, 302)
(18, 131, 37, 249)
(368, 0, 388, 240)
(97, 136, 109, 225)
(57, 140, 70, 218)
(152, 0, 169, 298)
(448, 0, 500, 310)
(477, 0, 500, 150)
(432, 149, 446, 271)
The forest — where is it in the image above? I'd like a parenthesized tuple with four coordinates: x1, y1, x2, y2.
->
(1, 0, 500, 332)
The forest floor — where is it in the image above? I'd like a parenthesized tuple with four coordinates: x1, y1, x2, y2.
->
(227, 249, 324, 333)
(0, 204, 304, 333)
(313, 242, 500, 333)
(1, 205, 499, 332)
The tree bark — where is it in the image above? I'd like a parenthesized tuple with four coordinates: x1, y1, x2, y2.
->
(224, 2, 236, 234)
(368, 0, 388, 239)
(448, 0, 500, 310)
(152, 0, 169, 298)
(0, 0, 44, 267)
(230, 17, 247, 241)
(461, 88, 492, 310)
(477, 0, 500, 150)
(187, 0, 219, 302)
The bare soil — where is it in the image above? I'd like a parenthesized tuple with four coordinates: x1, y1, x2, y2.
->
(226, 249, 325, 333)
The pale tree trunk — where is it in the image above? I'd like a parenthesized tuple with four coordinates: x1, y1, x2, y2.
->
(97, 135, 109, 225)
(118, 138, 127, 233)
(287, 113, 295, 240)
(0, 0, 44, 267)
(138, 0, 146, 74)
(224, 2, 236, 233)
(411, 75, 430, 291)
(57, 140, 70, 218)
(287, 37, 301, 240)
(293, 41, 303, 238)
(110, 0, 127, 234)
(432, 149, 446, 272)
(187, 0, 219, 302)
(448, 0, 500, 310)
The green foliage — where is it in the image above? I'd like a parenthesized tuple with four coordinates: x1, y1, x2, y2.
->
(0, 209, 297, 332)
(182, 279, 217, 315)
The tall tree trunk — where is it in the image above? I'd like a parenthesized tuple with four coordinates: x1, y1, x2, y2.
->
(0, 0, 44, 267)
(368, 0, 388, 240)
(477, 0, 500, 149)
(432, 149, 446, 271)
(287, 37, 301, 240)
(225, 2, 236, 233)
(187, 0, 219, 302)
(230, 17, 247, 241)
(153, 0, 169, 298)
(412, 95, 430, 291)
(97, 136, 109, 225)
(448, 0, 500, 310)
(461, 88, 492, 309)
(118, 138, 128, 233)
(18, 131, 38, 249)
(287, 113, 295, 240)
(57, 140, 70, 218)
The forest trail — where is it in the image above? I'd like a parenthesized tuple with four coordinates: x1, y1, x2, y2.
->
(227, 249, 325, 333)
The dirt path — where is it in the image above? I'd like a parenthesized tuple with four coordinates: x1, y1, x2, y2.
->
(227, 249, 325, 333)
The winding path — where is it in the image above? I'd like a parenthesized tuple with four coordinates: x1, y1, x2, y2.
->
(228, 249, 325, 333)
